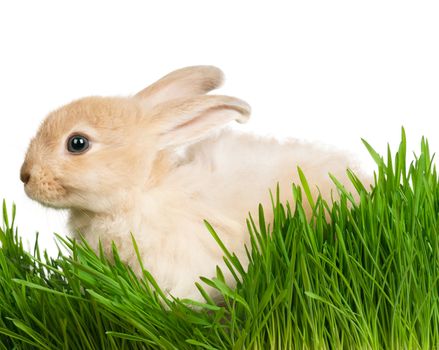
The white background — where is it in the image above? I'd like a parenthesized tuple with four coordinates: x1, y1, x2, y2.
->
(1, 1, 438, 254)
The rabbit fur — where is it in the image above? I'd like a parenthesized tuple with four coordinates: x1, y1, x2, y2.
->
(21, 66, 367, 301)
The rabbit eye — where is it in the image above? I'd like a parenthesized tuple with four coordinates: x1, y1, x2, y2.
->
(67, 135, 90, 154)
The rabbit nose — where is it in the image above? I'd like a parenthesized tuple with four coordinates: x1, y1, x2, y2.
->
(20, 171, 31, 184)
(20, 164, 31, 184)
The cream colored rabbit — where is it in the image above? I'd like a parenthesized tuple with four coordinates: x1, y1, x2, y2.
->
(21, 66, 366, 301)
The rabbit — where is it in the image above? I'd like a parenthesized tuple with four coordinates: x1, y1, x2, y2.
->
(21, 66, 367, 302)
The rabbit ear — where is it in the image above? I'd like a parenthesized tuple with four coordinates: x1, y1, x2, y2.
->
(149, 95, 251, 149)
(135, 66, 224, 109)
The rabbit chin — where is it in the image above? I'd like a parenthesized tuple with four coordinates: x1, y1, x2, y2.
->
(25, 190, 65, 209)
(28, 188, 124, 213)
(24, 182, 71, 209)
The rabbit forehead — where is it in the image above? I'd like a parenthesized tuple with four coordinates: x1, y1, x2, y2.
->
(39, 96, 141, 140)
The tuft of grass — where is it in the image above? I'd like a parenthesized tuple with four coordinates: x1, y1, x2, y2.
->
(1, 128, 439, 349)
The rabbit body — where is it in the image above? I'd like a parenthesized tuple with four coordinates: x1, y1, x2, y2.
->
(21, 66, 365, 301)
(69, 128, 359, 300)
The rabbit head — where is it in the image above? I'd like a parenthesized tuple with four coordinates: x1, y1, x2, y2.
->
(21, 66, 251, 212)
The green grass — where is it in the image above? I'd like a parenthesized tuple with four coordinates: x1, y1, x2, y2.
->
(1, 128, 439, 349)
